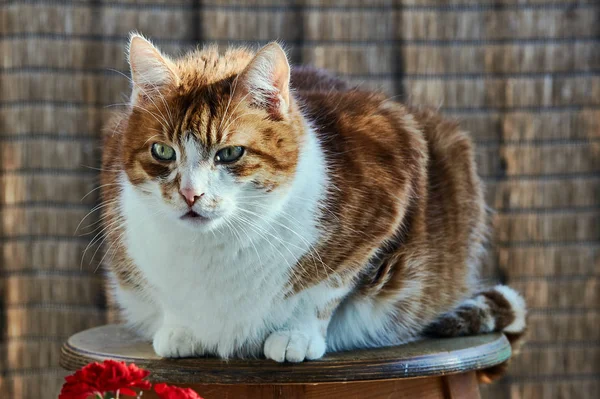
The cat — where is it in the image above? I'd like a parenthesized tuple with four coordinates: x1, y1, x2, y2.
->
(100, 34, 526, 376)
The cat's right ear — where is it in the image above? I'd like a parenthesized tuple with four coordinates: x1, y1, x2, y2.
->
(235, 42, 291, 120)
(127, 33, 179, 105)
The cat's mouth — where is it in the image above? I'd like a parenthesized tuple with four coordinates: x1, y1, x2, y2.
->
(180, 210, 210, 223)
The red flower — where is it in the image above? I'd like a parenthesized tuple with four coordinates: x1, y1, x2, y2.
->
(59, 360, 151, 399)
(154, 383, 204, 399)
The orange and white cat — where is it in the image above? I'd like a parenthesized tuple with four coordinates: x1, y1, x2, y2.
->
(100, 34, 526, 374)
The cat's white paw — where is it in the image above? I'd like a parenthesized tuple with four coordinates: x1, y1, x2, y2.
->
(264, 330, 326, 362)
(153, 325, 199, 358)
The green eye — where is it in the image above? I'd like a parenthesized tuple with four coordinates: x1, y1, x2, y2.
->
(151, 143, 176, 161)
(215, 146, 245, 164)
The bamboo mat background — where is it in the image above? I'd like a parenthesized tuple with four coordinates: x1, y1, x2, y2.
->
(1, 1, 598, 398)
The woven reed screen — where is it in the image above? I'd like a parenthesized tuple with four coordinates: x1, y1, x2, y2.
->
(1, 1, 598, 398)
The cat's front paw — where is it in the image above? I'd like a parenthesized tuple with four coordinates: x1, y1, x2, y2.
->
(153, 325, 200, 358)
(264, 330, 326, 362)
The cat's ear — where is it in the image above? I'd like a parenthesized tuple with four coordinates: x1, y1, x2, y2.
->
(236, 42, 291, 119)
(127, 33, 179, 105)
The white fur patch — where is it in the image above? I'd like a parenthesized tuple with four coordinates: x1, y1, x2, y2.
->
(153, 325, 198, 358)
(264, 330, 325, 362)
(494, 285, 527, 334)
(327, 279, 424, 351)
(111, 282, 161, 341)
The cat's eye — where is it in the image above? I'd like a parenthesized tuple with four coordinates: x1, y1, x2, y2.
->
(151, 143, 176, 161)
(215, 146, 245, 164)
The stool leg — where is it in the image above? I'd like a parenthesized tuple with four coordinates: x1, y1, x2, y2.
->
(443, 372, 481, 399)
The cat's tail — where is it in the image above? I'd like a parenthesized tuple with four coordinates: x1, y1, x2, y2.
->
(424, 285, 527, 383)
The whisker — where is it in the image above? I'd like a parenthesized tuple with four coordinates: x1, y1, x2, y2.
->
(81, 165, 123, 173)
(74, 199, 120, 234)
(231, 214, 297, 272)
(80, 183, 119, 202)
(81, 216, 124, 270)
(234, 207, 327, 282)
(106, 103, 169, 133)
(237, 207, 333, 278)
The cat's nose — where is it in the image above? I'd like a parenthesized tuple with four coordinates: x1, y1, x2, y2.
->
(179, 187, 204, 207)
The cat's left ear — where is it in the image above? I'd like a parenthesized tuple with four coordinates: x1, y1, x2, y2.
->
(127, 33, 179, 105)
(236, 42, 291, 119)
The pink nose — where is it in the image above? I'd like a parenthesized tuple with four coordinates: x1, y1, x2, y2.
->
(179, 188, 203, 207)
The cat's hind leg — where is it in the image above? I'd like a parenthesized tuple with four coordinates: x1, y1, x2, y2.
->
(424, 285, 526, 339)
(424, 285, 527, 382)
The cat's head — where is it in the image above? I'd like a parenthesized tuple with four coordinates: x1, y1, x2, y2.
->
(119, 34, 305, 232)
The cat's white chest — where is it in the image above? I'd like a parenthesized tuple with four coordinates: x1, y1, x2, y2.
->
(118, 179, 318, 356)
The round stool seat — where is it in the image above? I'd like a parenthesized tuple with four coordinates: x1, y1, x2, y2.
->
(60, 324, 511, 398)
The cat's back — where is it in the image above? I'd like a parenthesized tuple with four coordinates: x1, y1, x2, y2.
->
(292, 67, 425, 157)
(293, 67, 486, 288)
(292, 68, 483, 229)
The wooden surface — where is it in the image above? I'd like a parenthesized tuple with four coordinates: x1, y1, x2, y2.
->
(60, 324, 510, 385)
(132, 375, 479, 399)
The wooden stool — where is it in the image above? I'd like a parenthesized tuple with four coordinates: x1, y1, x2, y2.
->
(60, 325, 511, 398)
